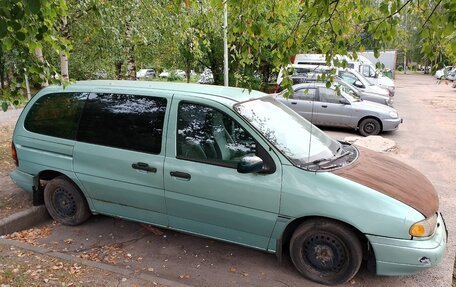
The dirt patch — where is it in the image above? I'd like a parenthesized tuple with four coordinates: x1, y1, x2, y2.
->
(0, 122, 33, 218)
(0, 242, 164, 286)
(422, 96, 456, 112)
(453, 255, 456, 287)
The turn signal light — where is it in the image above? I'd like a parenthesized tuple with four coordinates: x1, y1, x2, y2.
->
(409, 213, 438, 237)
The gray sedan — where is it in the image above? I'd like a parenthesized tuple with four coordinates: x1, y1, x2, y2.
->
(276, 83, 402, 136)
(335, 77, 393, 107)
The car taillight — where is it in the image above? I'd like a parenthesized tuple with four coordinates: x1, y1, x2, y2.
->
(11, 141, 18, 166)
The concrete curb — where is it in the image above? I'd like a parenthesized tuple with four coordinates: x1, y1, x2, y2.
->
(0, 238, 192, 287)
(0, 205, 50, 235)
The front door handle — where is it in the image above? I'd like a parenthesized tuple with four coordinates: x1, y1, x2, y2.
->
(291, 101, 297, 105)
(321, 105, 328, 108)
(132, 162, 157, 173)
(170, 171, 191, 180)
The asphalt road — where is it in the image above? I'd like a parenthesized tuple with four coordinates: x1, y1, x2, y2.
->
(3, 74, 456, 286)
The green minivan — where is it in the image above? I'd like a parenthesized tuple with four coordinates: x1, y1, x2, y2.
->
(10, 81, 446, 285)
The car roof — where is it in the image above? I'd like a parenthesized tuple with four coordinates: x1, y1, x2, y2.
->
(39, 80, 266, 105)
(292, 82, 326, 90)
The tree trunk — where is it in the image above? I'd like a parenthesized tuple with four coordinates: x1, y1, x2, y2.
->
(60, 52, 69, 81)
(125, 18, 136, 80)
(60, 16, 70, 81)
(115, 62, 123, 80)
(0, 49, 4, 89)
(186, 59, 191, 83)
(34, 47, 49, 87)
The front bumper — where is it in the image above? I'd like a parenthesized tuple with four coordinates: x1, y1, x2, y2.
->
(366, 213, 447, 276)
(382, 118, 403, 131)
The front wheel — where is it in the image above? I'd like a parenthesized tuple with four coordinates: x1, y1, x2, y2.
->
(44, 176, 91, 226)
(289, 219, 363, 286)
(358, 118, 381, 136)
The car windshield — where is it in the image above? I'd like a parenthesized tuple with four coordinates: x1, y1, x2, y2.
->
(234, 97, 340, 165)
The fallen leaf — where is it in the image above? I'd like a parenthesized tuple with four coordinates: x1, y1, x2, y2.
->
(141, 224, 164, 235)
(229, 267, 237, 273)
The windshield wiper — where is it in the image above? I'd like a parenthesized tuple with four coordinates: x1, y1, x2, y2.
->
(300, 150, 351, 170)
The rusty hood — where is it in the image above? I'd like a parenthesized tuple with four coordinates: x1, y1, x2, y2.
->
(333, 146, 438, 217)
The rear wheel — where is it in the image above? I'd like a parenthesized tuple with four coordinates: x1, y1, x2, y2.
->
(44, 176, 91, 226)
(358, 118, 381, 136)
(289, 219, 362, 286)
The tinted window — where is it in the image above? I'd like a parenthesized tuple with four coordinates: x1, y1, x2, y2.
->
(177, 102, 256, 167)
(25, 92, 87, 140)
(293, 88, 316, 100)
(77, 93, 167, 154)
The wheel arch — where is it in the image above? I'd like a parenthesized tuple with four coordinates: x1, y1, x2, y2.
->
(34, 170, 89, 207)
(277, 215, 376, 271)
(357, 116, 383, 132)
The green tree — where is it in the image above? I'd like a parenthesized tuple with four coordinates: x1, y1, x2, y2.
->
(0, 0, 67, 111)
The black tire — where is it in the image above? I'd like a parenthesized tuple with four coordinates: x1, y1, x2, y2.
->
(358, 117, 381, 136)
(289, 219, 362, 286)
(44, 175, 91, 226)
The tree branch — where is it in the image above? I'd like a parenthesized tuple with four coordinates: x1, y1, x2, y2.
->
(421, 0, 442, 30)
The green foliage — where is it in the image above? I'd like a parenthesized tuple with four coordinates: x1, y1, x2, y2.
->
(1, 0, 455, 112)
(0, 0, 67, 110)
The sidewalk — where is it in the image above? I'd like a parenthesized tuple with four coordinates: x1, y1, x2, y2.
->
(0, 238, 179, 286)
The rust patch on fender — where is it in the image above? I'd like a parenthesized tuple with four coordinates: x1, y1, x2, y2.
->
(333, 146, 438, 217)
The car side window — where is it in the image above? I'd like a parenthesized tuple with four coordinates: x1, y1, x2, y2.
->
(361, 65, 375, 77)
(177, 102, 256, 167)
(318, 88, 341, 104)
(293, 88, 316, 100)
(77, 93, 167, 154)
(24, 92, 88, 140)
(339, 72, 357, 85)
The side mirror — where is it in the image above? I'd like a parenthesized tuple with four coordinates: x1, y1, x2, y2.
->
(237, 155, 264, 174)
(353, 80, 364, 88)
(339, 98, 350, 105)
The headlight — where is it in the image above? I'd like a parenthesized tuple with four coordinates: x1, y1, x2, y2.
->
(388, 111, 398, 118)
(409, 213, 438, 237)
(386, 99, 394, 107)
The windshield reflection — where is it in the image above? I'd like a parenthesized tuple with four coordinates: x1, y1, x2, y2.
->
(235, 97, 339, 165)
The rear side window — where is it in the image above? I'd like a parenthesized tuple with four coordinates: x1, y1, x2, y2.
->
(24, 92, 88, 140)
(77, 93, 167, 154)
(293, 88, 316, 100)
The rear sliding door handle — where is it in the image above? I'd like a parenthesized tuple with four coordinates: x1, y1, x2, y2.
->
(321, 105, 328, 108)
(291, 102, 297, 105)
(132, 162, 157, 173)
(170, 171, 191, 180)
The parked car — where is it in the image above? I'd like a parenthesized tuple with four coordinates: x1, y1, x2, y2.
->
(159, 70, 170, 78)
(11, 81, 445, 286)
(276, 82, 402, 136)
(335, 76, 393, 107)
(197, 68, 214, 84)
(136, 69, 156, 79)
(446, 69, 456, 81)
(435, 66, 454, 79)
(287, 75, 393, 107)
(294, 54, 395, 96)
(338, 69, 392, 97)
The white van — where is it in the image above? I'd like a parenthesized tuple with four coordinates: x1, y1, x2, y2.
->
(293, 54, 395, 96)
